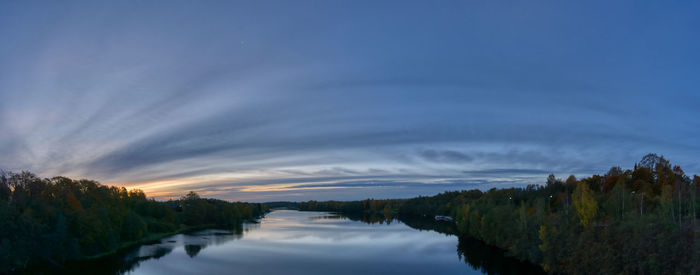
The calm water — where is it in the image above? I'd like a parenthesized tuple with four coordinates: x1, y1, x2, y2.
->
(29, 210, 543, 274)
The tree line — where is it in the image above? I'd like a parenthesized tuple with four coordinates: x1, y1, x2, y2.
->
(0, 172, 267, 273)
(295, 154, 700, 274)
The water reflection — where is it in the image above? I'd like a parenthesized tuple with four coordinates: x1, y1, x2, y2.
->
(24, 210, 542, 275)
(23, 226, 254, 274)
(456, 236, 544, 275)
(332, 213, 544, 275)
(184, 245, 202, 258)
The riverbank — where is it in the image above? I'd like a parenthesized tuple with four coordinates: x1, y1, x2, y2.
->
(0, 172, 269, 273)
(19, 216, 267, 274)
(298, 209, 545, 273)
(83, 213, 267, 260)
(290, 157, 700, 275)
(82, 223, 215, 260)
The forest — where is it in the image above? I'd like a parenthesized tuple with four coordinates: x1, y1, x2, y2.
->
(0, 172, 267, 273)
(2, 153, 698, 274)
(297, 154, 700, 274)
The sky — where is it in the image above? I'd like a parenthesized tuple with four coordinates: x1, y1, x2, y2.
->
(1, 1, 699, 202)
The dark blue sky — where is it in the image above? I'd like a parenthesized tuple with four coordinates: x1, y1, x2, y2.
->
(1, 1, 698, 201)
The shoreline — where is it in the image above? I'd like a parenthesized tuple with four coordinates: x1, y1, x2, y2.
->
(294, 209, 545, 272)
(22, 215, 267, 273)
(82, 214, 267, 260)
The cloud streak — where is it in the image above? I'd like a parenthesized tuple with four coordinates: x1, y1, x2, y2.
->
(1, 1, 699, 201)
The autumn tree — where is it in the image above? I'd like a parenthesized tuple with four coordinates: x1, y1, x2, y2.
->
(573, 181, 597, 228)
(0, 172, 267, 273)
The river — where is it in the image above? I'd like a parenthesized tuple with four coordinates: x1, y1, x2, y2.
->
(28, 210, 543, 274)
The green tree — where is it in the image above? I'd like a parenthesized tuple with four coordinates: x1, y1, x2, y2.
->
(0, 172, 10, 201)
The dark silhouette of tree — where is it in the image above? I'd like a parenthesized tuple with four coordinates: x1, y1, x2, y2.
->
(296, 154, 699, 274)
(0, 172, 267, 273)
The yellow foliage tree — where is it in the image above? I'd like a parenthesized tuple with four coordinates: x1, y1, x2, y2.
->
(573, 182, 597, 228)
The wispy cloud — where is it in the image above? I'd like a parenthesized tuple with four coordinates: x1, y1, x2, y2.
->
(1, 1, 699, 201)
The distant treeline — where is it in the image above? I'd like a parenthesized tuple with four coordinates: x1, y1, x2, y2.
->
(0, 172, 267, 273)
(295, 154, 700, 274)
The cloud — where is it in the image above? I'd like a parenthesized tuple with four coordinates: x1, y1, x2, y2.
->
(462, 169, 549, 176)
(0, 1, 699, 201)
(419, 149, 474, 163)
